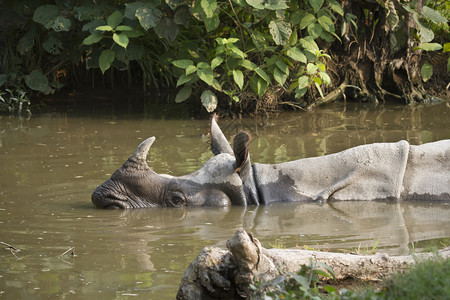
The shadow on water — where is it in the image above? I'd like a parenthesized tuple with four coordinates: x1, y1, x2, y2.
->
(0, 100, 449, 298)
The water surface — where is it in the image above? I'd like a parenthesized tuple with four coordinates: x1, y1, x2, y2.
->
(1, 101, 449, 298)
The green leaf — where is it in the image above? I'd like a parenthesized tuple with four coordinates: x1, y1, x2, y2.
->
(300, 14, 316, 29)
(300, 36, 320, 52)
(307, 63, 319, 74)
(307, 22, 323, 39)
(125, 1, 151, 19)
(298, 75, 310, 89)
(309, 0, 324, 12)
(241, 60, 257, 70)
(136, 7, 163, 30)
(197, 68, 215, 86)
(113, 33, 129, 48)
(212, 79, 222, 91)
(154, 17, 178, 42)
(204, 15, 220, 32)
(99, 49, 115, 74)
(289, 28, 298, 46)
(176, 73, 195, 87)
(390, 29, 407, 54)
(414, 14, 434, 43)
(229, 45, 246, 59)
(414, 43, 443, 52)
(73, 6, 97, 21)
(124, 29, 145, 38)
(274, 67, 288, 86)
(318, 15, 335, 33)
(314, 76, 322, 86)
(52, 16, 72, 32)
(317, 62, 326, 71)
(327, 0, 344, 16)
(319, 71, 331, 85)
(25, 70, 49, 92)
(186, 65, 197, 75)
(211, 57, 224, 70)
(286, 47, 307, 64)
(33, 5, 58, 29)
(246, 0, 264, 9)
(82, 20, 105, 33)
(255, 67, 271, 83)
(201, 0, 217, 18)
(233, 69, 244, 90)
(197, 62, 210, 69)
(96, 25, 114, 31)
(295, 87, 307, 98)
(201, 90, 218, 112)
(175, 85, 192, 103)
(174, 6, 191, 28)
(316, 261, 336, 279)
(107, 11, 123, 29)
(83, 33, 103, 45)
(249, 75, 268, 97)
(269, 20, 292, 46)
(172, 59, 194, 69)
(314, 81, 324, 97)
(264, 0, 288, 10)
(422, 6, 447, 23)
(17, 35, 34, 55)
(251, 31, 267, 51)
(275, 59, 289, 75)
(116, 25, 134, 31)
(420, 62, 433, 82)
(443, 43, 450, 53)
(43, 35, 63, 54)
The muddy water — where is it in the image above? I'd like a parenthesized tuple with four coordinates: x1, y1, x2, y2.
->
(1, 102, 449, 299)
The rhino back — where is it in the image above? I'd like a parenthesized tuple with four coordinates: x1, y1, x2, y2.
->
(253, 141, 410, 203)
(402, 140, 450, 201)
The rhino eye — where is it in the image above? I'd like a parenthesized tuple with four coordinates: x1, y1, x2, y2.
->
(167, 191, 187, 207)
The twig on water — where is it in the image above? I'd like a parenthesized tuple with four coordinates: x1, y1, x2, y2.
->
(1, 241, 20, 259)
(59, 246, 76, 265)
(60, 246, 76, 257)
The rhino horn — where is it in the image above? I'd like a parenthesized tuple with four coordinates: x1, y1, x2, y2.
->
(123, 137, 156, 171)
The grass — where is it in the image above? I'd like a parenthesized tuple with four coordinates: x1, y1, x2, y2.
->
(251, 256, 449, 300)
(381, 256, 449, 300)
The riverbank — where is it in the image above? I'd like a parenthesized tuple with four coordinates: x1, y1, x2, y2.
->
(177, 229, 450, 299)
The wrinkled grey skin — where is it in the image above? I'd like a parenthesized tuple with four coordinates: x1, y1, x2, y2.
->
(92, 118, 450, 209)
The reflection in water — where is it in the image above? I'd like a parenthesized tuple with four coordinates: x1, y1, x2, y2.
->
(0, 102, 449, 298)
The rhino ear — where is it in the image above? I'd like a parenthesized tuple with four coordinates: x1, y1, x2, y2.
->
(233, 131, 252, 181)
(123, 137, 156, 171)
(210, 114, 234, 156)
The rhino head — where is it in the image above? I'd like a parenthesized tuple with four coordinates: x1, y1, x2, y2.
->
(91, 117, 256, 209)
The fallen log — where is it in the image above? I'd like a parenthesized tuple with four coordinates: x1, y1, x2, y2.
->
(177, 229, 450, 299)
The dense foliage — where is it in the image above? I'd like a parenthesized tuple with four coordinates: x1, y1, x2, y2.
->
(0, 0, 448, 115)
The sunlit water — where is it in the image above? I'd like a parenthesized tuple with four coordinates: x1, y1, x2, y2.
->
(1, 101, 449, 298)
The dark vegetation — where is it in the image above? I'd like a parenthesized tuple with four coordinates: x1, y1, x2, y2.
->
(0, 0, 448, 116)
(251, 256, 450, 300)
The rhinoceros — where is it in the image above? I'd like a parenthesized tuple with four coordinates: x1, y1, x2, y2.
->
(91, 117, 450, 209)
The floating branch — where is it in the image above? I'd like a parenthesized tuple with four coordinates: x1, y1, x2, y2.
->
(1, 241, 20, 259)
(59, 246, 76, 265)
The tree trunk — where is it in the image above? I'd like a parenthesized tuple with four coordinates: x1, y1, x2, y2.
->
(177, 229, 450, 299)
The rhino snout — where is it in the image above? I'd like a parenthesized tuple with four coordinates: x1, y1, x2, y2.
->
(91, 183, 129, 209)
